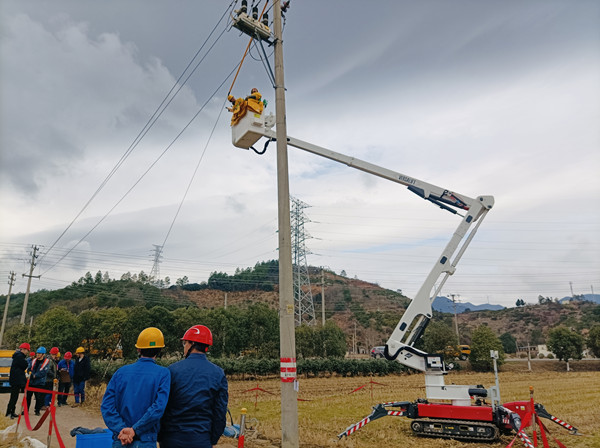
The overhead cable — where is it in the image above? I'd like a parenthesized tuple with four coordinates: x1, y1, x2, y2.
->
(37, 0, 237, 269)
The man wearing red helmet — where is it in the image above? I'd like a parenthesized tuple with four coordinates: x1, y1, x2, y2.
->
(159, 325, 228, 448)
(5, 342, 30, 419)
(42, 347, 60, 409)
(57, 352, 74, 406)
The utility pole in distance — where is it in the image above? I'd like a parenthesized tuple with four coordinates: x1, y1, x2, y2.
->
(450, 293, 460, 343)
(273, 1, 299, 447)
(21, 245, 40, 324)
(321, 268, 325, 326)
(0, 271, 16, 346)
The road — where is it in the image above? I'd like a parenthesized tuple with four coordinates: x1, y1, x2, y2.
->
(0, 392, 104, 447)
(0, 392, 239, 448)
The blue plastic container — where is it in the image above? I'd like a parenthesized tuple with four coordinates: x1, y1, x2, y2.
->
(75, 429, 113, 448)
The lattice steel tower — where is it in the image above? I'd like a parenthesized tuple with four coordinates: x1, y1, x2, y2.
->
(150, 244, 163, 287)
(290, 196, 316, 326)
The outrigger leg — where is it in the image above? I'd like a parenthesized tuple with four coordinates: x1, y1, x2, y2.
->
(337, 401, 411, 439)
(534, 404, 581, 436)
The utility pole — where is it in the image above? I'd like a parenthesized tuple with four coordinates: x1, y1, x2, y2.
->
(569, 281, 574, 298)
(0, 271, 16, 347)
(273, 2, 299, 446)
(21, 245, 40, 324)
(321, 268, 325, 326)
(450, 293, 460, 343)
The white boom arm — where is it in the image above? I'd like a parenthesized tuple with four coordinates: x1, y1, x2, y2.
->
(233, 113, 494, 403)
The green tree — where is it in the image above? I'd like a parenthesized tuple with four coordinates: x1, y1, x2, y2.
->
(295, 324, 316, 358)
(547, 326, 584, 371)
(530, 328, 544, 345)
(244, 303, 279, 358)
(588, 325, 600, 358)
(4, 324, 32, 349)
(176, 276, 189, 287)
(499, 332, 517, 354)
(423, 321, 457, 355)
(319, 320, 347, 357)
(469, 325, 505, 372)
(35, 306, 81, 351)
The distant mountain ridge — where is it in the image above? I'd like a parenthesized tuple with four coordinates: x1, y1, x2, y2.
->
(432, 296, 505, 314)
(559, 293, 600, 304)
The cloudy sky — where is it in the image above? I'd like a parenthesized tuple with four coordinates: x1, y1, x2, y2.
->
(1, 1, 598, 308)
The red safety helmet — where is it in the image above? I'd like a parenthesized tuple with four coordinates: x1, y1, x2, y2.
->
(181, 325, 213, 346)
(64, 351, 72, 360)
(29, 352, 35, 357)
(19, 343, 30, 350)
(50, 347, 59, 355)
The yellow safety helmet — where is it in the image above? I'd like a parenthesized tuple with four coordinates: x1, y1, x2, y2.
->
(135, 327, 165, 349)
(75, 346, 85, 354)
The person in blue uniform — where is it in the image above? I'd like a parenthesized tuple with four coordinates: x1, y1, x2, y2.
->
(101, 327, 170, 448)
(159, 325, 228, 448)
(28, 347, 50, 416)
(56, 351, 75, 406)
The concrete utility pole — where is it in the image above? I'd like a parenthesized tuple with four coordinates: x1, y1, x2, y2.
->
(273, 2, 299, 447)
(0, 271, 16, 347)
(21, 245, 40, 324)
(450, 293, 460, 343)
(569, 281, 574, 298)
(321, 268, 325, 326)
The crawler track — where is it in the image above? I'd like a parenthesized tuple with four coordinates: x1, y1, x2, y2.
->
(410, 418, 500, 441)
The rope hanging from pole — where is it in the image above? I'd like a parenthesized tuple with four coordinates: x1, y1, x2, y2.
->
(228, 1, 270, 96)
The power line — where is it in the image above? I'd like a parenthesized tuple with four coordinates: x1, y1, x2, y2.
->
(37, 1, 237, 270)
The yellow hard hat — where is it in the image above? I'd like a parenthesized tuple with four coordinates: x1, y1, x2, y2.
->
(135, 327, 165, 349)
(75, 346, 85, 354)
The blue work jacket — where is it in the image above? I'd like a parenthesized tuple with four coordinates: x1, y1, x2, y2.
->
(29, 357, 50, 386)
(159, 353, 228, 447)
(57, 359, 75, 382)
(101, 357, 170, 443)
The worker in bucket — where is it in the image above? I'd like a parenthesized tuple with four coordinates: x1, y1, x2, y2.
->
(101, 327, 170, 447)
(158, 325, 228, 448)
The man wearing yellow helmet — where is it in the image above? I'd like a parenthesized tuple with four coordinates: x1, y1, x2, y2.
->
(101, 327, 170, 447)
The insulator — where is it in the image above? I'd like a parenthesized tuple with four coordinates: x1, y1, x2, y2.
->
(252, 6, 258, 20)
(262, 12, 269, 26)
(240, 0, 247, 14)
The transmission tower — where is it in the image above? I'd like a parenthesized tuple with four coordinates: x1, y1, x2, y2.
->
(150, 244, 163, 287)
(290, 196, 316, 326)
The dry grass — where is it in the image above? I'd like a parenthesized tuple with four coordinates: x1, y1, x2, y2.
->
(47, 370, 600, 447)
(226, 371, 600, 448)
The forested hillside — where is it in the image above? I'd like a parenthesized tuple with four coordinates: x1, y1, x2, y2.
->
(1, 261, 599, 358)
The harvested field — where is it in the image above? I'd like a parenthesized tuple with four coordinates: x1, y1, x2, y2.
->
(228, 370, 600, 447)
(1, 369, 597, 447)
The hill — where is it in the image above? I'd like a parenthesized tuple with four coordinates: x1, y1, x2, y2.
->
(432, 296, 505, 314)
(1, 267, 598, 353)
(559, 293, 600, 304)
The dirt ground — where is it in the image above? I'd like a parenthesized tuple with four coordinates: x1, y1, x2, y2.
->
(0, 393, 239, 448)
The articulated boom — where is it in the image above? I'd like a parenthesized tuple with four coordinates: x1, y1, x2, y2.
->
(236, 113, 494, 400)
(231, 110, 580, 446)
